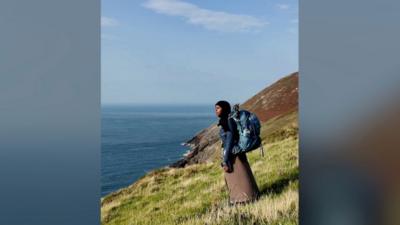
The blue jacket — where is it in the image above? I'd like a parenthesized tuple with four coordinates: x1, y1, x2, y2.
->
(219, 117, 240, 167)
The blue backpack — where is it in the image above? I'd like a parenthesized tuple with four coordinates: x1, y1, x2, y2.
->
(229, 104, 264, 156)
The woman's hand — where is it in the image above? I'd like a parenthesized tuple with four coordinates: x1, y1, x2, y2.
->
(221, 162, 232, 173)
(223, 165, 231, 173)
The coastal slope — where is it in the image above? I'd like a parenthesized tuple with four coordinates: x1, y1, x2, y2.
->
(171, 72, 298, 168)
(101, 72, 299, 225)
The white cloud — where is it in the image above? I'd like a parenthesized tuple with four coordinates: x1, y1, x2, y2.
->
(276, 4, 290, 10)
(101, 17, 119, 27)
(142, 0, 268, 32)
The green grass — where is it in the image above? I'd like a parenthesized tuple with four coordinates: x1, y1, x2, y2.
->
(101, 114, 298, 225)
(260, 110, 298, 144)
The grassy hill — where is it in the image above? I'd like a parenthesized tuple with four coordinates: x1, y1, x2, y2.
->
(101, 73, 299, 225)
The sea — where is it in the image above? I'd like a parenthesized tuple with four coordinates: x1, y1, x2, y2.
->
(101, 104, 216, 197)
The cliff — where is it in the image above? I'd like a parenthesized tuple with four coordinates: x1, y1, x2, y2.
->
(170, 72, 298, 168)
(101, 72, 299, 225)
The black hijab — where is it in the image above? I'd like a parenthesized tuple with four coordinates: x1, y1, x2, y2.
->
(215, 100, 231, 132)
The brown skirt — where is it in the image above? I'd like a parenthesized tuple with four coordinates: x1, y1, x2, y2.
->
(224, 153, 259, 204)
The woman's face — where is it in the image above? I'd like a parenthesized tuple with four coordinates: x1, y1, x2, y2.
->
(215, 105, 223, 117)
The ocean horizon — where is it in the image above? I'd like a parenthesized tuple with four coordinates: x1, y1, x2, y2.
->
(101, 104, 216, 196)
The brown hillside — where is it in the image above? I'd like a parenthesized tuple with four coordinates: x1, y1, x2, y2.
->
(241, 72, 298, 123)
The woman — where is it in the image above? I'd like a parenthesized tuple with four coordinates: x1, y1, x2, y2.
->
(215, 100, 260, 205)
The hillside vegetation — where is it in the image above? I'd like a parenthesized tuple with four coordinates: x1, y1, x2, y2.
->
(101, 114, 298, 225)
(101, 73, 299, 225)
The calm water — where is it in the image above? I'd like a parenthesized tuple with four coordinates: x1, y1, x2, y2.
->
(101, 104, 216, 196)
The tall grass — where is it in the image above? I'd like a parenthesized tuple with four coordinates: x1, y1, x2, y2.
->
(101, 114, 298, 225)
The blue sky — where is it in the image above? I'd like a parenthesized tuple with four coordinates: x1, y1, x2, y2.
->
(102, 0, 298, 105)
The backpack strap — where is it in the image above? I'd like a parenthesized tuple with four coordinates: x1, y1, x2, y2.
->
(233, 103, 240, 113)
(230, 104, 241, 121)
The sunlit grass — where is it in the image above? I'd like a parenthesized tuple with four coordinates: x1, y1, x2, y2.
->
(101, 115, 298, 225)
